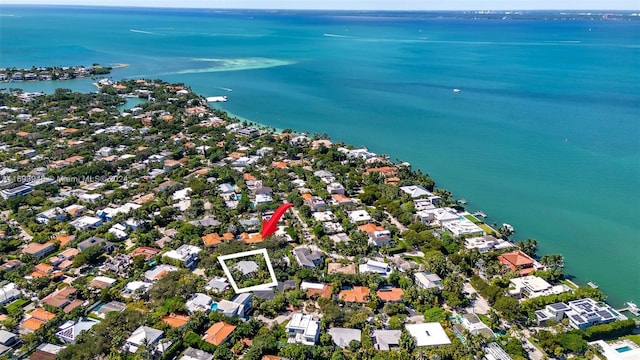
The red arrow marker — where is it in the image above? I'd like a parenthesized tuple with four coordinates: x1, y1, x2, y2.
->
(261, 203, 294, 238)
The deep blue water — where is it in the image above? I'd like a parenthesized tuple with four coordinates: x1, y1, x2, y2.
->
(1, 6, 639, 306)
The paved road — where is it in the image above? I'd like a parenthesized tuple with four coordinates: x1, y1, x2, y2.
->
(0, 210, 32, 241)
(463, 281, 490, 315)
(384, 211, 407, 232)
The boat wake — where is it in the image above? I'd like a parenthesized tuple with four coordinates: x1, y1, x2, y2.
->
(130, 29, 161, 35)
(217, 87, 233, 92)
(323, 33, 355, 39)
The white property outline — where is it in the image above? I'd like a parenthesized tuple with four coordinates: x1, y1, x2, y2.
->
(217, 248, 278, 294)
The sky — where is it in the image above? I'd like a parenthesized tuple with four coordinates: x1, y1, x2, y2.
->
(2, 0, 639, 11)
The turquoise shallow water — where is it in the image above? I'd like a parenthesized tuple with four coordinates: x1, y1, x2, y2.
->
(1, 6, 638, 306)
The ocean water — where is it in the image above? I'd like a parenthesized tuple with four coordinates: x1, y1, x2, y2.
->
(1, 6, 638, 306)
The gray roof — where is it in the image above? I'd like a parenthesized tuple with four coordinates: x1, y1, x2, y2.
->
(180, 347, 213, 360)
(327, 327, 362, 348)
(293, 248, 323, 268)
(0, 330, 16, 346)
(189, 215, 221, 227)
(128, 326, 163, 346)
(235, 261, 259, 275)
(372, 330, 401, 351)
(77, 237, 113, 251)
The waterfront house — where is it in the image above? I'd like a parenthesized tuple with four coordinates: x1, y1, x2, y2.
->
(508, 275, 571, 299)
(400, 185, 432, 198)
(498, 250, 541, 276)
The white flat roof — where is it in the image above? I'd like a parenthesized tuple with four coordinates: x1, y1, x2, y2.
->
(405, 323, 451, 347)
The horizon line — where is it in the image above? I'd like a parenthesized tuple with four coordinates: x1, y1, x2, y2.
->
(1, 4, 639, 12)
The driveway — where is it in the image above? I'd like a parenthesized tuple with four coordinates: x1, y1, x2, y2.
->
(463, 281, 490, 314)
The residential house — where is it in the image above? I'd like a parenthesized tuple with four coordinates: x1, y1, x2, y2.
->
(302, 194, 327, 212)
(20, 308, 56, 332)
(0, 283, 20, 305)
(123, 326, 164, 354)
(69, 216, 103, 231)
(339, 286, 370, 303)
(331, 194, 355, 206)
(130, 246, 161, 260)
(326, 182, 345, 195)
(442, 218, 485, 237)
(0, 185, 33, 200)
(77, 237, 114, 253)
(498, 250, 542, 276)
(400, 185, 432, 198)
(204, 277, 229, 293)
(327, 328, 361, 348)
(35, 207, 67, 224)
(358, 223, 391, 247)
(144, 264, 178, 282)
(286, 313, 320, 345)
(22, 242, 55, 260)
(405, 323, 452, 347)
(163, 245, 202, 269)
(414, 272, 443, 290)
(376, 287, 404, 302)
(565, 298, 619, 330)
(186, 293, 213, 313)
(464, 235, 513, 253)
(78, 193, 103, 204)
(28, 343, 66, 360)
(203, 322, 236, 346)
(347, 210, 371, 224)
(454, 313, 494, 339)
(301, 282, 333, 299)
(372, 330, 401, 351)
(63, 204, 86, 218)
(42, 286, 82, 313)
(235, 260, 259, 276)
(56, 318, 100, 343)
(214, 293, 252, 319)
(180, 347, 214, 360)
(88, 276, 117, 289)
(202, 232, 234, 247)
(484, 342, 515, 360)
(292, 247, 323, 269)
(102, 254, 132, 277)
(327, 263, 357, 275)
(359, 260, 392, 276)
(162, 313, 190, 328)
(535, 302, 571, 326)
(189, 215, 221, 227)
(0, 329, 18, 354)
(508, 275, 570, 299)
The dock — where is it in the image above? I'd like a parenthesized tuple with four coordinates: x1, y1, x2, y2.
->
(617, 302, 640, 316)
(587, 281, 599, 289)
(473, 211, 487, 218)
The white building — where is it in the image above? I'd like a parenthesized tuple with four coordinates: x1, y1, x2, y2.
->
(56, 318, 100, 343)
(347, 210, 371, 224)
(123, 326, 164, 353)
(464, 235, 513, 253)
(400, 185, 432, 198)
(359, 260, 392, 276)
(163, 245, 202, 269)
(186, 293, 213, 313)
(35, 207, 67, 224)
(588, 340, 640, 360)
(414, 272, 443, 290)
(508, 276, 570, 299)
(405, 323, 451, 347)
(286, 313, 320, 345)
(69, 216, 103, 231)
(565, 298, 619, 330)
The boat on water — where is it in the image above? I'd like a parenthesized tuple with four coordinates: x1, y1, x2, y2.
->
(502, 223, 514, 233)
(453, 88, 461, 93)
(587, 281, 599, 289)
(474, 211, 487, 218)
(206, 96, 228, 102)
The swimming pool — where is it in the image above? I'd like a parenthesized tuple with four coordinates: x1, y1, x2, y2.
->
(616, 346, 632, 353)
(211, 303, 218, 311)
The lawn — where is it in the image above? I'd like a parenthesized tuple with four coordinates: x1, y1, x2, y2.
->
(402, 255, 426, 265)
(622, 334, 640, 346)
(464, 214, 483, 224)
(560, 279, 579, 290)
(479, 223, 497, 235)
(6, 299, 29, 313)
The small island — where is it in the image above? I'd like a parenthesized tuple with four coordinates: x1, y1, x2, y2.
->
(0, 64, 115, 83)
(0, 76, 636, 360)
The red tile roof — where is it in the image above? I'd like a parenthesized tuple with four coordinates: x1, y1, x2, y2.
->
(339, 286, 370, 303)
(376, 288, 404, 302)
(203, 322, 236, 346)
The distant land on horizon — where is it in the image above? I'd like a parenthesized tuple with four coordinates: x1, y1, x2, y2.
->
(2, 4, 640, 21)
